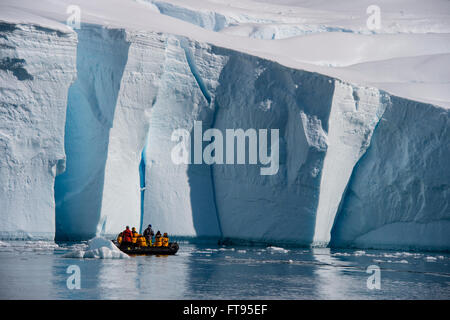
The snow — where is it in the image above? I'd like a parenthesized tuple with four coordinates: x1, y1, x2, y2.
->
(0, 0, 449, 250)
(63, 236, 129, 259)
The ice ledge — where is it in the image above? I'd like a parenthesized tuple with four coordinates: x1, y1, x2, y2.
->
(342, 221, 450, 251)
(0, 231, 55, 241)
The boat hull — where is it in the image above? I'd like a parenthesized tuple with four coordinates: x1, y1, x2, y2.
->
(114, 241, 179, 255)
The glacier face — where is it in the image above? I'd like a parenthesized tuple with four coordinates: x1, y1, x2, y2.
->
(331, 97, 450, 250)
(0, 23, 76, 240)
(54, 26, 131, 240)
(0, 19, 449, 250)
(141, 36, 224, 237)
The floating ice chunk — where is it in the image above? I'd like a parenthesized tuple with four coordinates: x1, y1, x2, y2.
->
(425, 256, 437, 262)
(63, 237, 129, 259)
(24, 241, 59, 249)
(354, 250, 366, 256)
(266, 246, 289, 254)
(2, 241, 60, 253)
(219, 247, 235, 251)
(0, 241, 10, 247)
(332, 252, 351, 256)
(63, 250, 86, 259)
(237, 250, 247, 253)
(395, 260, 409, 264)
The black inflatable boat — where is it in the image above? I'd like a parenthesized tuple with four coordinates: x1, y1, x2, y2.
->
(113, 241, 179, 255)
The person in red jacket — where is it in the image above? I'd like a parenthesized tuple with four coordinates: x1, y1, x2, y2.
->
(121, 226, 133, 246)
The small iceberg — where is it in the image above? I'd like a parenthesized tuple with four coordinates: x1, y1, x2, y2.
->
(266, 246, 289, 254)
(0, 241, 10, 247)
(63, 237, 129, 259)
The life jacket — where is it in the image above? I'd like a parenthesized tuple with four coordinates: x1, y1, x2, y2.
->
(137, 236, 147, 247)
(122, 229, 133, 243)
(117, 233, 123, 244)
(154, 235, 162, 247)
(162, 236, 169, 247)
(131, 231, 139, 243)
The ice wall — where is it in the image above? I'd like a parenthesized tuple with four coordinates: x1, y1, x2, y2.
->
(54, 26, 169, 240)
(330, 97, 450, 250)
(141, 36, 225, 237)
(54, 26, 130, 240)
(0, 21, 448, 249)
(209, 50, 334, 244)
(204, 49, 391, 245)
(98, 31, 166, 237)
(312, 83, 390, 246)
(0, 23, 76, 239)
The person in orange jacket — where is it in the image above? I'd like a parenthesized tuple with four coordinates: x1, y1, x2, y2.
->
(121, 226, 133, 245)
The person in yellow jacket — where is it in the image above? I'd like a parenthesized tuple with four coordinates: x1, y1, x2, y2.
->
(154, 231, 162, 247)
(131, 227, 139, 244)
(162, 233, 169, 247)
(117, 232, 123, 244)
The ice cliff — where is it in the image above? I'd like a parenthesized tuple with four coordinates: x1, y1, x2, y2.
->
(0, 0, 449, 251)
(0, 23, 76, 239)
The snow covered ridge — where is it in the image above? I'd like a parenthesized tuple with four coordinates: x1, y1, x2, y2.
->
(0, 1, 449, 250)
(142, 0, 450, 38)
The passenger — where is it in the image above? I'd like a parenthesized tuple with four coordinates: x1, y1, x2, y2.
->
(131, 227, 139, 244)
(143, 224, 154, 245)
(154, 231, 162, 247)
(162, 232, 169, 247)
(117, 232, 123, 244)
(121, 226, 133, 246)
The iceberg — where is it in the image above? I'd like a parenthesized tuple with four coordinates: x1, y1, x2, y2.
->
(63, 236, 129, 259)
(0, 0, 449, 251)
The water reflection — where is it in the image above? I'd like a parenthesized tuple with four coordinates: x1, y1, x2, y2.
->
(1, 241, 449, 299)
(312, 248, 360, 299)
(97, 258, 139, 299)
